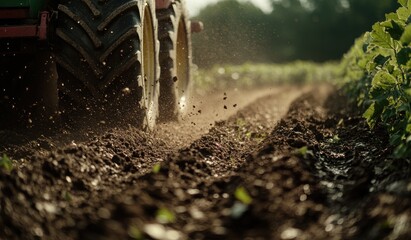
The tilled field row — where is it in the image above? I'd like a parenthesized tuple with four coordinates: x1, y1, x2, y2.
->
(1, 84, 410, 240)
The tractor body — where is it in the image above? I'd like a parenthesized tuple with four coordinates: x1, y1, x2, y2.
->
(0, 0, 46, 18)
(0, 0, 173, 43)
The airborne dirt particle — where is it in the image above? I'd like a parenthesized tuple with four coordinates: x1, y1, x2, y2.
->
(281, 228, 302, 239)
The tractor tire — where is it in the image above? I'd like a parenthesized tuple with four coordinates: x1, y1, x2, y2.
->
(54, 0, 160, 130)
(157, 0, 192, 121)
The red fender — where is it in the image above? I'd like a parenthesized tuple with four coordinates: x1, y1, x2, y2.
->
(0, 11, 49, 40)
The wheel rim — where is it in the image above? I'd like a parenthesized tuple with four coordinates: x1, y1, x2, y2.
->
(176, 18, 190, 114)
(142, 5, 157, 128)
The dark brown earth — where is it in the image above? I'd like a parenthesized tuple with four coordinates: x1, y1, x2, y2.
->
(0, 84, 410, 240)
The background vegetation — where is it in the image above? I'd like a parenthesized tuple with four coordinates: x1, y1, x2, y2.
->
(193, 61, 339, 91)
(191, 0, 398, 68)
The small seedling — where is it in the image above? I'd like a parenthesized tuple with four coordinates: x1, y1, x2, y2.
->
(245, 131, 252, 139)
(0, 154, 13, 172)
(152, 163, 161, 174)
(327, 135, 341, 144)
(63, 191, 72, 202)
(235, 186, 253, 205)
(128, 225, 143, 240)
(156, 207, 175, 224)
(293, 146, 314, 159)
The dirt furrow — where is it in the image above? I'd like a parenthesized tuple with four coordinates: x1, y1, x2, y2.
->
(2, 84, 409, 240)
(74, 85, 314, 240)
(0, 85, 307, 239)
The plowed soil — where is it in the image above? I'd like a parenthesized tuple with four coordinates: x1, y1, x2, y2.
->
(1, 84, 410, 240)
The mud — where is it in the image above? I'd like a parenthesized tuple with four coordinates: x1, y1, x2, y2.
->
(0, 84, 410, 240)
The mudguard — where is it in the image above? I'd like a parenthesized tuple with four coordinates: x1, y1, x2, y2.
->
(0, 0, 46, 18)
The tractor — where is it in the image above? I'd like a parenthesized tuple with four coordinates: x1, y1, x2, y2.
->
(0, 0, 202, 130)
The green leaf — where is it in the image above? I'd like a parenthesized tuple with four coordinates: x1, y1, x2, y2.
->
(235, 186, 253, 205)
(371, 23, 393, 49)
(358, 57, 370, 69)
(373, 54, 390, 67)
(386, 63, 395, 73)
(381, 107, 396, 122)
(386, 12, 400, 21)
(405, 88, 411, 100)
(363, 100, 388, 129)
(63, 191, 72, 202)
(398, 0, 408, 7)
(406, 121, 411, 132)
(155, 207, 175, 224)
(390, 133, 404, 146)
(386, 20, 405, 41)
(397, 6, 411, 21)
(152, 163, 161, 174)
(363, 103, 377, 128)
(400, 24, 411, 44)
(0, 154, 13, 172)
(128, 226, 143, 240)
(394, 143, 409, 158)
(370, 87, 389, 101)
(293, 146, 314, 158)
(397, 47, 411, 65)
(362, 42, 370, 53)
(381, 20, 393, 28)
(371, 71, 397, 91)
(397, 102, 409, 113)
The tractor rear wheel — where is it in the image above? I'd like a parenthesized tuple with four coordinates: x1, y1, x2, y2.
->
(54, 0, 159, 130)
(157, 0, 192, 121)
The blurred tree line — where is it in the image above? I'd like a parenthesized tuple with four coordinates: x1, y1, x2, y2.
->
(191, 0, 398, 68)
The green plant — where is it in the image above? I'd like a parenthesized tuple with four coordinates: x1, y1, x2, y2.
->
(63, 191, 72, 202)
(152, 163, 161, 174)
(234, 186, 253, 205)
(193, 61, 340, 92)
(293, 146, 314, 159)
(342, 0, 411, 157)
(155, 207, 175, 224)
(0, 154, 13, 172)
(230, 186, 253, 218)
(128, 225, 143, 240)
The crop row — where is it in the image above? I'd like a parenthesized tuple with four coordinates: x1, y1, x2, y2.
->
(341, 0, 411, 157)
(193, 61, 338, 92)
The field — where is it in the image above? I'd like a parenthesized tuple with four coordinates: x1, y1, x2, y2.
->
(1, 66, 410, 239)
(1, 1, 411, 239)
